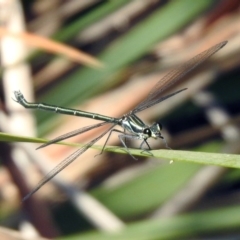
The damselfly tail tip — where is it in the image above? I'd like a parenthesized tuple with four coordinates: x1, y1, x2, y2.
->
(12, 90, 21, 102)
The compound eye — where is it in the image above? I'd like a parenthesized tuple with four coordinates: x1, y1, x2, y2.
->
(158, 123, 162, 130)
(143, 128, 151, 137)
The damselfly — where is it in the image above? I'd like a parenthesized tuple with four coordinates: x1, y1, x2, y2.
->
(14, 41, 227, 200)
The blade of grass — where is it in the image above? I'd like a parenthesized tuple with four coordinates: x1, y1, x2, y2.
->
(53, 0, 130, 42)
(1, 132, 240, 169)
(92, 161, 201, 218)
(2, 131, 239, 219)
(64, 205, 240, 240)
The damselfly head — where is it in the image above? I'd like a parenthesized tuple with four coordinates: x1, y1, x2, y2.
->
(149, 122, 162, 139)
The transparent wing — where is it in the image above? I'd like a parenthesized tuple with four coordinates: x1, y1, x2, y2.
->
(132, 41, 227, 113)
(37, 121, 111, 149)
(133, 88, 187, 114)
(23, 124, 116, 201)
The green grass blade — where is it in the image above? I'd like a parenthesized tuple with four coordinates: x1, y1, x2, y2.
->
(53, 0, 130, 42)
(1, 132, 240, 169)
(63, 205, 240, 240)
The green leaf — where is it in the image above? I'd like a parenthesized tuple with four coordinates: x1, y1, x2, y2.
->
(53, 0, 130, 42)
(62, 205, 240, 240)
(0, 132, 46, 144)
(1, 132, 240, 169)
(92, 161, 201, 218)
